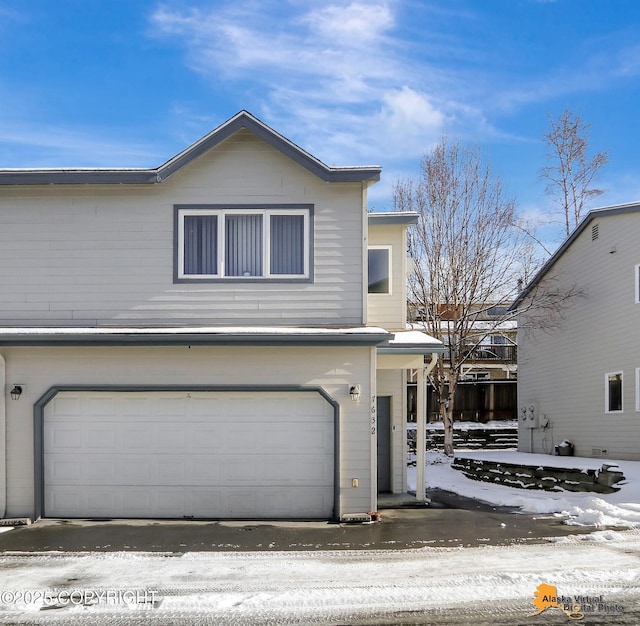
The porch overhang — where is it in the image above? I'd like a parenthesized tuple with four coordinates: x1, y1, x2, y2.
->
(376, 330, 444, 369)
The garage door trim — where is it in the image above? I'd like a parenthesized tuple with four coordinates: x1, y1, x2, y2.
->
(34, 385, 340, 521)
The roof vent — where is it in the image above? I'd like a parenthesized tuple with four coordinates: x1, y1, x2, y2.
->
(592, 223, 599, 241)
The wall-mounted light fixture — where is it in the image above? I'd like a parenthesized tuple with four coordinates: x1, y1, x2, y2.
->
(10, 385, 23, 400)
(349, 384, 361, 402)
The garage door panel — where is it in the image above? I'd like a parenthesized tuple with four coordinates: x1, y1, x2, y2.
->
(86, 427, 116, 449)
(191, 425, 223, 449)
(46, 485, 333, 519)
(45, 453, 334, 487)
(44, 390, 334, 519)
(86, 396, 118, 417)
(44, 424, 82, 450)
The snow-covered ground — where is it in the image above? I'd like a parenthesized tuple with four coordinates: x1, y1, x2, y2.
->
(410, 448, 640, 530)
(1, 443, 640, 624)
(0, 532, 639, 624)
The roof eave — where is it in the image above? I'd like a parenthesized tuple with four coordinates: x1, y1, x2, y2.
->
(368, 212, 419, 226)
(377, 345, 445, 355)
(154, 110, 382, 184)
(509, 200, 640, 311)
(0, 169, 157, 186)
(0, 111, 381, 187)
(0, 327, 393, 347)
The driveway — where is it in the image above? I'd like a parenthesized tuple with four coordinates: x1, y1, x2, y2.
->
(0, 490, 591, 553)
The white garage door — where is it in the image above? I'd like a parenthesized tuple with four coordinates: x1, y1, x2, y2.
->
(43, 390, 335, 519)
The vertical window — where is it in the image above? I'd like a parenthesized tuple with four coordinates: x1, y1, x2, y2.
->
(225, 214, 263, 277)
(183, 214, 218, 275)
(606, 371, 623, 413)
(636, 265, 640, 304)
(368, 247, 391, 294)
(636, 368, 640, 412)
(271, 214, 304, 275)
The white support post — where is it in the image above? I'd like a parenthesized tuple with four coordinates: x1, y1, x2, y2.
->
(415, 366, 426, 502)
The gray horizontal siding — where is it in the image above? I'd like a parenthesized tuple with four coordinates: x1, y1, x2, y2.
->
(0, 132, 365, 327)
(518, 212, 640, 460)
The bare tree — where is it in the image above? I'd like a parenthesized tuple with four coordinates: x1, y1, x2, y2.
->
(395, 138, 532, 456)
(541, 110, 608, 237)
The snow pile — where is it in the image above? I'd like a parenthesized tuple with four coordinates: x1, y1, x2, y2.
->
(411, 450, 640, 529)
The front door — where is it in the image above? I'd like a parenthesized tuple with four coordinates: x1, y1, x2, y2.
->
(377, 396, 392, 492)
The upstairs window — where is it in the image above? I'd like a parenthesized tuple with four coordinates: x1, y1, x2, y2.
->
(177, 207, 310, 280)
(606, 371, 623, 413)
(636, 265, 640, 304)
(368, 247, 391, 294)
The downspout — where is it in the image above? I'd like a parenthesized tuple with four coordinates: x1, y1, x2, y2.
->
(415, 352, 438, 502)
(362, 183, 368, 326)
(0, 354, 5, 518)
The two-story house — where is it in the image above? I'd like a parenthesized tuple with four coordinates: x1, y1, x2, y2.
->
(511, 202, 640, 461)
(0, 111, 442, 522)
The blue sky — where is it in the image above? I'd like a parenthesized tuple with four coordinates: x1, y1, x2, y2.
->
(1, 1, 639, 250)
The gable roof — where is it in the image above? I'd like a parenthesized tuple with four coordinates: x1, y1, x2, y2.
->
(510, 200, 640, 311)
(0, 110, 382, 186)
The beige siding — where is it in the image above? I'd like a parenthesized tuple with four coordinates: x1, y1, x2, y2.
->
(376, 369, 406, 493)
(367, 223, 408, 331)
(1, 344, 374, 518)
(0, 131, 365, 326)
(518, 212, 640, 460)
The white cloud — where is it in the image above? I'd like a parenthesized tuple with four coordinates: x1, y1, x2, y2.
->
(148, 0, 640, 212)
(301, 2, 395, 45)
(614, 43, 640, 77)
(370, 87, 446, 158)
(149, 2, 454, 166)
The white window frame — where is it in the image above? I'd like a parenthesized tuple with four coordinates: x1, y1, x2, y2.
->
(368, 245, 392, 295)
(605, 371, 624, 414)
(636, 368, 640, 412)
(635, 264, 640, 304)
(177, 207, 310, 280)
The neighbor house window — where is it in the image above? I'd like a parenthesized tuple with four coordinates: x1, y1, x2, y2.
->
(637, 368, 640, 412)
(606, 371, 623, 413)
(177, 206, 310, 280)
(636, 265, 640, 304)
(368, 247, 391, 294)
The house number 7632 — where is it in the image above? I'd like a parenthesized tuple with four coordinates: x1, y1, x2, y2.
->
(371, 396, 376, 435)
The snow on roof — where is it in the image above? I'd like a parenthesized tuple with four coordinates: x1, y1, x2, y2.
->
(387, 330, 442, 345)
(0, 325, 388, 336)
(378, 330, 445, 354)
(409, 320, 517, 332)
(0, 326, 392, 345)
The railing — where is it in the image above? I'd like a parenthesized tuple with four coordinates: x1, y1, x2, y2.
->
(460, 344, 517, 363)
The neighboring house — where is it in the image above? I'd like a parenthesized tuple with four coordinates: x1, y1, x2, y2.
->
(408, 305, 517, 423)
(0, 111, 442, 522)
(449, 306, 517, 424)
(511, 201, 640, 461)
